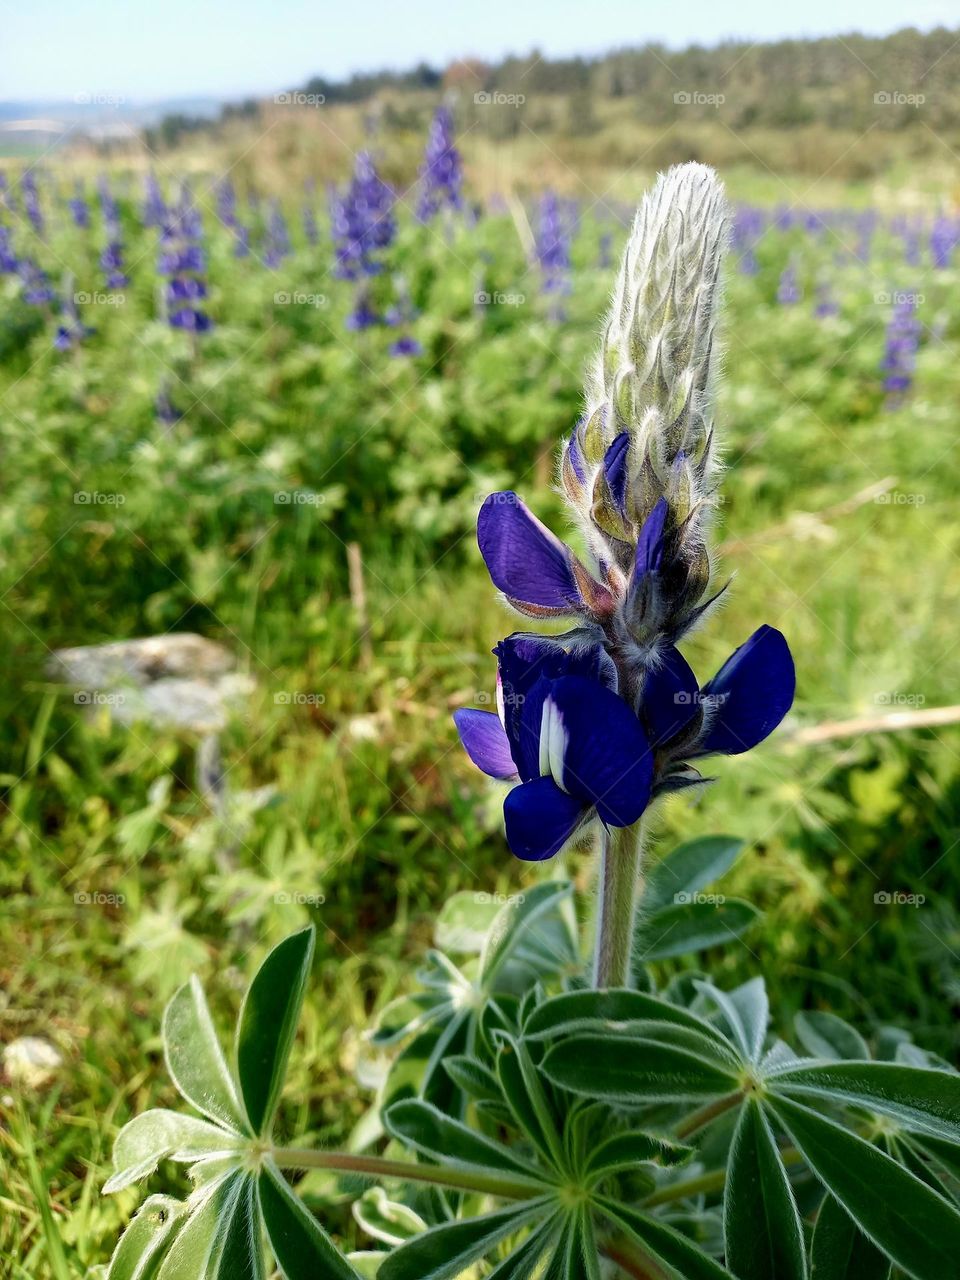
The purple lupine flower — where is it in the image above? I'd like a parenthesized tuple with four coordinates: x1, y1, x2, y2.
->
(537, 191, 571, 300)
(331, 152, 395, 280)
(813, 282, 838, 318)
(18, 258, 55, 305)
(384, 278, 421, 355)
(155, 381, 181, 427)
(0, 226, 17, 273)
(98, 177, 128, 288)
(453, 165, 796, 863)
(143, 173, 166, 227)
(731, 205, 764, 274)
(777, 264, 801, 305)
(930, 216, 958, 269)
(21, 170, 43, 235)
(417, 106, 463, 221)
(158, 185, 211, 332)
(53, 292, 93, 351)
(881, 294, 921, 400)
(263, 201, 291, 268)
(597, 231, 613, 270)
(345, 288, 380, 331)
(68, 183, 90, 229)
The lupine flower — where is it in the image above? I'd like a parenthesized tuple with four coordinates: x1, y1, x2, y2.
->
(21, 170, 44, 235)
(143, 174, 166, 227)
(158, 185, 210, 332)
(777, 264, 801, 304)
(814, 282, 838, 318)
(536, 191, 571, 316)
(331, 152, 395, 280)
(98, 178, 128, 289)
(385, 278, 421, 356)
(155, 380, 181, 427)
(0, 226, 17, 273)
(263, 201, 291, 268)
(68, 183, 90, 229)
(417, 106, 463, 221)
(881, 295, 921, 400)
(18, 258, 55, 305)
(597, 231, 613, 270)
(215, 178, 249, 257)
(53, 292, 93, 351)
(930, 216, 958, 270)
(455, 164, 795, 861)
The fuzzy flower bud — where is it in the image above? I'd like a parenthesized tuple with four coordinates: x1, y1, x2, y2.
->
(561, 162, 729, 657)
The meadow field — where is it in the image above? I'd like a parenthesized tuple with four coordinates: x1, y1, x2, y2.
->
(1, 104, 960, 1275)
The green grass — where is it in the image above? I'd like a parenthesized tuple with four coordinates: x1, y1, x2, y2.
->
(1, 163, 959, 1274)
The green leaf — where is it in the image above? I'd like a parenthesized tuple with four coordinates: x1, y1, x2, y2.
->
(496, 1035, 567, 1173)
(584, 1131, 691, 1183)
(724, 1100, 807, 1280)
(484, 1216, 562, 1279)
(104, 1110, 242, 1194)
(352, 1188, 427, 1247)
(213, 1176, 266, 1280)
(163, 978, 248, 1132)
(434, 891, 503, 952)
(106, 1196, 187, 1280)
(442, 1054, 503, 1104)
(236, 926, 314, 1136)
(523, 988, 738, 1058)
(635, 899, 760, 961)
(770, 1061, 960, 1143)
(378, 1201, 552, 1280)
(600, 1199, 736, 1279)
(258, 1162, 359, 1280)
(768, 1094, 960, 1280)
(696, 978, 769, 1064)
(383, 1098, 548, 1185)
(794, 1013, 870, 1062)
(480, 882, 574, 988)
(642, 837, 745, 913)
(368, 992, 452, 1048)
(156, 1174, 244, 1280)
(810, 1194, 891, 1279)
(541, 1033, 741, 1104)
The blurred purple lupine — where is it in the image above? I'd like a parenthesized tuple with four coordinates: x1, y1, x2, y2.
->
(813, 282, 838, 318)
(331, 152, 395, 280)
(18, 258, 55, 305)
(385, 279, 422, 357)
(731, 205, 764, 275)
(930, 216, 958, 269)
(881, 294, 921, 400)
(158, 185, 211, 333)
(53, 291, 94, 352)
(777, 263, 801, 305)
(68, 182, 90, 229)
(417, 106, 463, 221)
(215, 177, 248, 257)
(143, 174, 166, 228)
(537, 191, 571, 319)
(21, 170, 44, 235)
(263, 201, 291, 268)
(0, 226, 17, 273)
(98, 177, 128, 289)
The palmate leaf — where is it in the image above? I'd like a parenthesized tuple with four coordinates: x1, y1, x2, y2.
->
(724, 1100, 807, 1280)
(163, 977, 249, 1133)
(810, 1194, 891, 1280)
(377, 1200, 555, 1280)
(103, 1110, 242, 1194)
(635, 899, 760, 962)
(767, 1093, 960, 1280)
(541, 1031, 742, 1104)
(599, 1200, 736, 1280)
(480, 881, 577, 988)
(383, 1098, 549, 1188)
(695, 978, 769, 1064)
(768, 1060, 960, 1144)
(106, 1196, 187, 1280)
(258, 1162, 361, 1280)
(642, 837, 746, 914)
(794, 1012, 870, 1062)
(352, 1187, 427, 1247)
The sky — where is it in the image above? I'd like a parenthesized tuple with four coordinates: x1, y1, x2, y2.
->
(1, 0, 956, 103)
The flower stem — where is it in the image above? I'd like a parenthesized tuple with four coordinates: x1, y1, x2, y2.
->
(593, 820, 645, 988)
(270, 1147, 544, 1201)
(674, 1090, 744, 1139)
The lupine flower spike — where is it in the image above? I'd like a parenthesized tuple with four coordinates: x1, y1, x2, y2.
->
(456, 164, 795, 883)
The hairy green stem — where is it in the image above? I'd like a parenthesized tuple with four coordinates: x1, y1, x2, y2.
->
(271, 1147, 543, 1201)
(593, 819, 645, 988)
(641, 1145, 803, 1208)
(673, 1090, 744, 1139)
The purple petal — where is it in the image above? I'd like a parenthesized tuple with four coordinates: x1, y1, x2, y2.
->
(695, 625, 796, 756)
(503, 776, 586, 861)
(548, 676, 653, 827)
(640, 646, 700, 746)
(477, 492, 583, 612)
(565, 425, 587, 483)
(453, 709, 517, 780)
(634, 497, 669, 578)
(603, 432, 630, 511)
